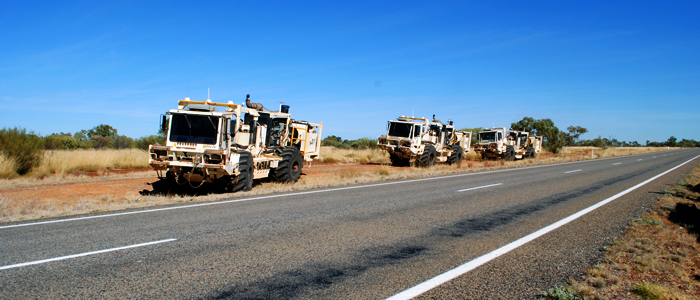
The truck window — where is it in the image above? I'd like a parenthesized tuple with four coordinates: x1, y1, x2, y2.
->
(479, 131, 496, 142)
(388, 122, 412, 138)
(169, 114, 219, 145)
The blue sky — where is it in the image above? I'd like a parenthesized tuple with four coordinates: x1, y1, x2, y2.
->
(1, 1, 698, 143)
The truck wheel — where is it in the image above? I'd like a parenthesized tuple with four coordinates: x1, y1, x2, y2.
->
(420, 145, 437, 167)
(447, 145, 463, 165)
(273, 147, 303, 183)
(506, 145, 515, 161)
(231, 151, 254, 192)
(390, 153, 409, 167)
(526, 146, 535, 158)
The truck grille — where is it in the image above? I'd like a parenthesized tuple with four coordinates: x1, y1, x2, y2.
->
(177, 142, 196, 148)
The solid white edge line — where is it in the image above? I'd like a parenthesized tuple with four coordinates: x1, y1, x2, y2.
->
(385, 154, 700, 300)
(457, 183, 503, 192)
(0, 238, 177, 271)
(1, 149, 693, 230)
(564, 169, 582, 174)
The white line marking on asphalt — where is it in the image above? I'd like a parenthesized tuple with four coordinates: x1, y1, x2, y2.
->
(653, 156, 656, 158)
(457, 183, 503, 192)
(0, 151, 683, 230)
(637, 159, 643, 161)
(385, 154, 700, 300)
(613, 163, 622, 165)
(0, 239, 177, 271)
(663, 155, 666, 156)
(564, 169, 582, 174)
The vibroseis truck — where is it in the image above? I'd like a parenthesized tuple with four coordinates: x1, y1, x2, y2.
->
(474, 127, 542, 161)
(377, 115, 472, 167)
(148, 94, 323, 192)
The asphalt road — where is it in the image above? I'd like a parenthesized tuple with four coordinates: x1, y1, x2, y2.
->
(1, 149, 699, 299)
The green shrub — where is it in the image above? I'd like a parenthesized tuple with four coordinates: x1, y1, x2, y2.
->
(540, 286, 581, 300)
(631, 282, 668, 300)
(350, 137, 378, 149)
(134, 135, 166, 150)
(0, 127, 44, 175)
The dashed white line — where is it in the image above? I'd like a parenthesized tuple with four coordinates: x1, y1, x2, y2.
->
(457, 183, 503, 192)
(613, 163, 622, 165)
(564, 169, 582, 174)
(385, 154, 700, 300)
(637, 159, 643, 161)
(653, 156, 656, 158)
(0, 238, 177, 271)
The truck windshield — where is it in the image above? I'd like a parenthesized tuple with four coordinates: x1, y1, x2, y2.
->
(388, 122, 412, 138)
(169, 114, 219, 145)
(479, 131, 497, 142)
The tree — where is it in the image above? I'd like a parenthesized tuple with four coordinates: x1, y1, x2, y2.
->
(566, 126, 588, 145)
(511, 117, 565, 153)
(87, 124, 117, 140)
(322, 135, 344, 146)
(677, 139, 698, 148)
(665, 136, 677, 147)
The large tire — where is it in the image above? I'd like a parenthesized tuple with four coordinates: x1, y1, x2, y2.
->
(505, 145, 515, 161)
(419, 145, 437, 167)
(447, 145, 463, 165)
(525, 146, 534, 158)
(390, 153, 409, 167)
(230, 151, 254, 192)
(272, 147, 303, 183)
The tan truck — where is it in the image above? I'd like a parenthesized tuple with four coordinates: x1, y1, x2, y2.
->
(148, 94, 323, 192)
(474, 127, 541, 160)
(378, 115, 471, 167)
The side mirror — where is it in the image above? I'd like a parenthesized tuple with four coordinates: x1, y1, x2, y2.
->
(160, 115, 167, 133)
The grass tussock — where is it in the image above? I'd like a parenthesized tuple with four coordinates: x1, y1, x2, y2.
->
(0, 154, 18, 179)
(546, 163, 700, 299)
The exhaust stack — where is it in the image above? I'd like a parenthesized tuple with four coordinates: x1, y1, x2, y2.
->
(245, 94, 264, 111)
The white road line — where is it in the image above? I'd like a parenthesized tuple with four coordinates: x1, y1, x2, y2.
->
(653, 156, 657, 158)
(457, 183, 503, 192)
(0, 238, 177, 271)
(564, 169, 582, 174)
(637, 159, 643, 161)
(663, 155, 666, 156)
(0, 152, 681, 230)
(613, 163, 622, 165)
(385, 154, 700, 300)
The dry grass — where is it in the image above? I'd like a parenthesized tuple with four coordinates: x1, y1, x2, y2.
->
(319, 146, 390, 164)
(560, 146, 679, 159)
(0, 154, 18, 179)
(560, 163, 700, 300)
(0, 149, 150, 179)
(30, 149, 149, 177)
